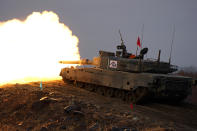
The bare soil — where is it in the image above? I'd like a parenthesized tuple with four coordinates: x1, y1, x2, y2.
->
(0, 80, 197, 131)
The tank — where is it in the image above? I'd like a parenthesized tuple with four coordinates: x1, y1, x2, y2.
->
(59, 33, 192, 103)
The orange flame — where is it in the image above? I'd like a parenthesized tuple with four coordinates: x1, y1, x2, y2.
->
(0, 11, 80, 85)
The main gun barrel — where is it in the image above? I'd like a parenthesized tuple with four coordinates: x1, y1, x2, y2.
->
(59, 59, 93, 65)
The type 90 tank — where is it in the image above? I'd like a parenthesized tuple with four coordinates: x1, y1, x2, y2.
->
(59, 33, 192, 103)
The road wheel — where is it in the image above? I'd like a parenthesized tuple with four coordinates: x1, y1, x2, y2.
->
(133, 87, 148, 104)
(125, 92, 132, 102)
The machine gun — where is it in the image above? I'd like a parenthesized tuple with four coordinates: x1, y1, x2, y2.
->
(116, 30, 130, 58)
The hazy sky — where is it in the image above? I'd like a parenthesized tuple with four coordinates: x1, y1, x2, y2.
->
(0, 0, 197, 67)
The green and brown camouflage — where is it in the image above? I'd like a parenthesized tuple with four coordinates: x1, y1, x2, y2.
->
(59, 34, 192, 103)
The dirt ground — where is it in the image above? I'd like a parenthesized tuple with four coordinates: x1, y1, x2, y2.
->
(0, 80, 197, 131)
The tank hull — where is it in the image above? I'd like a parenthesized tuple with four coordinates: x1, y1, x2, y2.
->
(60, 67, 192, 103)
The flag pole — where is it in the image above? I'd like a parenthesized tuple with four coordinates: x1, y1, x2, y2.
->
(136, 45, 138, 56)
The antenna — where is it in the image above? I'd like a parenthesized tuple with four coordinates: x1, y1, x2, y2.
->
(169, 25, 175, 64)
(119, 30, 124, 45)
(141, 24, 144, 49)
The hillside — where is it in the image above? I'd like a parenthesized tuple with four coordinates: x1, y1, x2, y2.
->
(0, 80, 197, 131)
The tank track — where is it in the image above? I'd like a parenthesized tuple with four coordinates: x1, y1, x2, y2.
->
(62, 78, 149, 104)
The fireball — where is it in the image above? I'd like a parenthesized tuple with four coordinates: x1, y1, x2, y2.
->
(0, 11, 80, 85)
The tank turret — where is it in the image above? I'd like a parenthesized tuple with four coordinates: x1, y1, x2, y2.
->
(60, 45, 177, 74)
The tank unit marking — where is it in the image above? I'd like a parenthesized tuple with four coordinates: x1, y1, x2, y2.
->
(109, 60, 117, 69)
